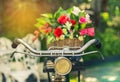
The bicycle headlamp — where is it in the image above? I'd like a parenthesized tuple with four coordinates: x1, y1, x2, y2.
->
(54, 57, 72, 75)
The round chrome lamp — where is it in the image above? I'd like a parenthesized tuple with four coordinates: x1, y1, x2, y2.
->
(54, 57, 72, 75)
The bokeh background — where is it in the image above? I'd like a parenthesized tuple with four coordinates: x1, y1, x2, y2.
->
(0, 0, 120, 82)
(1, 0, 120, 57)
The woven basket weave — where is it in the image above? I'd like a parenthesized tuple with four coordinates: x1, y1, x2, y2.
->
(47, 38, 84, 48)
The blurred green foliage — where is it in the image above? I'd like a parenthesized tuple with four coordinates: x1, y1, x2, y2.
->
(100, 28, 120, 56)
(84, 0, 120, 61)
(96, 0, 120, 58)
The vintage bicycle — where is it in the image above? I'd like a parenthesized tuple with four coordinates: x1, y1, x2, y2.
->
(8, 38, 104, 82)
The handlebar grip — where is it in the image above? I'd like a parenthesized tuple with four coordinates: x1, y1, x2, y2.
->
(94, 39, 102, 49)
(12, 39, 20, 48)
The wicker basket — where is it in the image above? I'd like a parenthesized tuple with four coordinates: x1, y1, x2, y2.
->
(47, 38, 84, 48)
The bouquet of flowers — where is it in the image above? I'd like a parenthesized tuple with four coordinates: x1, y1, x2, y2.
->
(33, 6, 95, 47)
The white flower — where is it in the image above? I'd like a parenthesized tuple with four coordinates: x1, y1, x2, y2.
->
(69, 33, 74, 39)
(64, 22, 72, 31)
(62, 29, 67, 34)
(72, 6, 81, 16)
(85, 14, 92, 23)
(72, 6, 85, 16)
(60, 35, 65, 40)
(56, 37, 59, 41)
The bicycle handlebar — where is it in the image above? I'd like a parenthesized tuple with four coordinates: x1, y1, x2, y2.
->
(12, 38, 20, 48)
(11, 38, 104, 59)
(12, 38, 99, 54)
(94, 39, 101, 49)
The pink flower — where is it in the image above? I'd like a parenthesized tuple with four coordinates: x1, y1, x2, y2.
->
(87, 28, 95, 36)
(57, 15, 69, 24)
(79, 29, 87, 36)
(79, 27, 95, 36)
(54, 27, 63, 37)
(79, 17, 87, 23)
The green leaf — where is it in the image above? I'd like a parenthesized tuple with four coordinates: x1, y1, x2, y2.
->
(47, 36, 55, 45)
(81, 23, 86, 29)
(41, 13, 53, 18)
(36, 18, 46, 24)
(66, 7, 73, 13)
(74, 23, 79, 31)
(78, 12, 85, 17)
(54, 7, 67, 19)
(54, 7, 63, 18)
(70, 13, 78, 20)
(35, 18, 46, 28)
(34, 23, 42, 28)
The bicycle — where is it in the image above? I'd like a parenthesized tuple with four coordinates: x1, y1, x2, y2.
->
(11, 38, 104, 82)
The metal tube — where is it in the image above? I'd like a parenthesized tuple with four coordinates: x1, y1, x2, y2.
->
(16, 39, 97, 55)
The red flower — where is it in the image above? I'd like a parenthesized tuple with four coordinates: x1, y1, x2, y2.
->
(70, 19, 76, 26)
(57, 15, 69, 24)
(54, 27, 63, 37)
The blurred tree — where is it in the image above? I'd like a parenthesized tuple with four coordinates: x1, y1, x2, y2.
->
(0, 0, 4, 36)
(101, 0, 108, 12)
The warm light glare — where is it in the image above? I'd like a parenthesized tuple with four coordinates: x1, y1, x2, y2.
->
(18, 3, 24, 9)
(3, 0, 39, 37)
(3, 0, 60, 38)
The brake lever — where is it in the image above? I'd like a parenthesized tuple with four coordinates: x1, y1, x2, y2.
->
(12, 38, 20, 48)
(94, 39, 102, 49)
